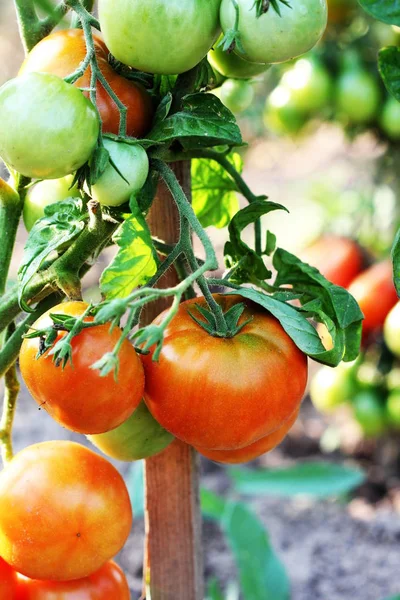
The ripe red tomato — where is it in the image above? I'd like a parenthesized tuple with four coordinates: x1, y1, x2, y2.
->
(348, 261, 398, 334)
(15, 561, 130, 600)
(195, 409, 298, 463)
(143, 295, 308, 450)
(0, 441, 132, 582)
(20, 29, 153, 137)
(300, 236, 363, 288)
(19, 301, 144, 434)
(0, 557, 17, 600)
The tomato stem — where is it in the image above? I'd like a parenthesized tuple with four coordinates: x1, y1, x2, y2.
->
(13, 0, 68, 53)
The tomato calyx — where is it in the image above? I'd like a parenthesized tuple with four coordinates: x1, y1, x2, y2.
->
(188, 301, 253, 338)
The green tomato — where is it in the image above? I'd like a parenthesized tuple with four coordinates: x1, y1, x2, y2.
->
(380, 96, 400, 140)
(384, 303, 400, 357)
(0, 73, 99, 179)
(386, 390, 400, 430)
(310, 363, 357, 413)
(208, 36, 270, 79)
(89, 139, 149, 207)
(264, 85, 306, 135)
(23, 176, 81, 231)
(219, 79, 254, 114)
(335, 68, 380, 124)
(281, 57, 332, 113)
(220, 0, 328, 65)
(98, 0, 221, 75)
(352, 389, 387, 437)
(87, 400, 174, 461)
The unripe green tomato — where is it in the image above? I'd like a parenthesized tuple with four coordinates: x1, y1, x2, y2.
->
(281, 58, 332, 113)
(352, 389, 387, 437)
(380, 96, 400, 141)
(23, 175, 81, 231)
(264, 85, 306, 135)
(0, 73, 99, 179)
(208, 36, 270, 80)
(384, 302, 400, 358)
(219, 79, 254, 114)
(88, 400, 174, 461)
(89, 139, 149, 207)
(386, 390, 400, 430)
(335, 68, 380, 124)
(310, 363, 357, 413)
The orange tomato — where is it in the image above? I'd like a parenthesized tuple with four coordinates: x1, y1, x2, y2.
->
(15, 561, 130, 600)
(20, 29, 153, 137)
(196, 409, 299, 463)
(143, 295, 308, 450)
(300, 236, 363, 288)
(19, 301, 144, 434)
(0, 557, 17, 600)
(0, 441, 132, 581)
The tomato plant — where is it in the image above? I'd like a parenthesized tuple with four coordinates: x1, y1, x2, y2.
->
(23, 176, 81, 231)
(19, 301, 144, 434)
(219, 79, 254, 114)
(0, 441, 132, 581)
(0, 557, 17, 600)
(208, 36, 270, 79)
(20, 29, 153, 138)
(0, 73, 99, 179)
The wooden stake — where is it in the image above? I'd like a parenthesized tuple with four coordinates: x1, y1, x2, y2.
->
(142, 161, 204, 600)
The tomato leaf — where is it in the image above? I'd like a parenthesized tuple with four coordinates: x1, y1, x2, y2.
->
(192, 153, 242, 229)
(100, 201, 159, 299)
(379, 47, 400, 101)
(148, 93, 243, 149)
(357, 0, 400, 25)
(229, 461, 365, 498)
(18, 198, 85, 312)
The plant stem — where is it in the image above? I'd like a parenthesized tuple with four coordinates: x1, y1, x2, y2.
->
(0, 361, 19, 465)
(0, 180, 23, 296)
(13, 0, 68, 53)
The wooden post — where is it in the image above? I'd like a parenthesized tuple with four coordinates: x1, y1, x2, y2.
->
(142, 162, 204, 600)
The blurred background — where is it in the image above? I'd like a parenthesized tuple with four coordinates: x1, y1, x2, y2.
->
(2, 1, 400, 599)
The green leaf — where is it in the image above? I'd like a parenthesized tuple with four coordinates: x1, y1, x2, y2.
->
(230, 461, 365, 498)
(33, 0, 58, 17)
(149, 93, 243, 150)
(357, 0, 400, 25)
(201, 488, 227, 521)
(18, 198, 85, 312)
(223, 502, 290, 600)
(192, 153, 242, 229)
(127, 460, 144, 518)
(100, 202, 158, 299)
(379, 47, 400, 102)
(391, 228, 400, 296)
(206, 579, 225, 600)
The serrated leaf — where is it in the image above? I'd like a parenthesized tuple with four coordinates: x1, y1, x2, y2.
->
(358, 0, 400, 25)
(379, 47, 400, 101)
(100, 202, 158, 299)
(136, 167, 159, 214)
(192, 153, 242, 229)
(230, 461, 365, 498)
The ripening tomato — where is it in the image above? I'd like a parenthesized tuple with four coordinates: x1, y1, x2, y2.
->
(0, 73, 99, 179)
(0, 442, 132, 581)
(300, 236, 364, 288)
(195, 409, 298, 463)
(0, 557, 17, 600)
(19, 301, 144, 434)
(15, 561, 130, 600)
(99, 0, 221, 75)
(143, 295, 308, 450)
(220, 0, 328, 65)
(20, 29, 153, 138)
(219, 79, 254, 114)
(208, 36, 270, 79)
(348, 261, 398, 335)
(23, 175, 81, 232)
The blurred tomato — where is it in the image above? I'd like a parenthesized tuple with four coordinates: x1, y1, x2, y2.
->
(380, 96, 400, 141)
(336, 67, 380, 124)
(352, 389, 387, 437)
(310, 362, 357, 413)
(384, 302, 400, 357)
(264, 85, 306, 135)
(281, 57, 332, 114)
(386, 390, 400, 430)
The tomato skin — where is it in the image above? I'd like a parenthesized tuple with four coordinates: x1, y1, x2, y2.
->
(208, 36, 270, 79)
(219, 79, 254, 114)
(88, 400, 174, 461)
(300, 236, 364, 288)
(0, 441, 132, 581)
(220, 0, 328, 65)
(348, 261, 398, 335)
(0, 557, 17, 600)
(99, 0, 221, 75)
(380, 96, 400, 141)
(143, 295, 308, 451)
(195, 409, 298, 464)
(19, 301, 144, 434)
(335, 68, 380, 124)
(0, 73, 99, 180)
(20, 29, 153, 138)
(23, 176, 81, 232)
(384, 303, 400, 357)
(89, 139, 149, 207)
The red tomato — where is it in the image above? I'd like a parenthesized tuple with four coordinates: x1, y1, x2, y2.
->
(0, 441, 132, 582)
(142, 295, 308, 450)
(348, 260, 398, 334)
(195, 409, 298, 463)
(300, 236, 364, 288)
(15, 561, 130, 600)
(20, 29, 153, 137)
(0, 557, 17, 600)
(19, 301, 144, 434)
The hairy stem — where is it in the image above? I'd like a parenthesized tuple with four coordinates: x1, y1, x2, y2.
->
(0, 361, 19, 465)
